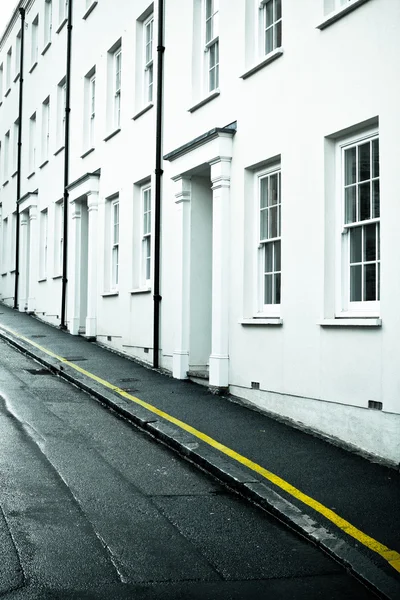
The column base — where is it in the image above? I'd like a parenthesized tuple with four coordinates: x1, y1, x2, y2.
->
(209, 354, 229, 389)
(173, 351, 189, 379)
(18, 300, 27, 313)
(69, 317, 80, 336)
(27, 297, 36, 313)
(85, 316, 97, 338)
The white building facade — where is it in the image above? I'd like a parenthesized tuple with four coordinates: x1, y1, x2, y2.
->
(1, 0, 399, 464)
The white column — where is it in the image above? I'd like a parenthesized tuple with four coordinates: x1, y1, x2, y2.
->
(27, 206, 38, 313)
(85, 192, 99, 338)
(67, 201, 82, 335)
(18, 211, 29, 312)
(209, 158, 231, 389)
(172, 176, 192, 379)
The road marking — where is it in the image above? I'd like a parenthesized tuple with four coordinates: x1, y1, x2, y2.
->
(1, 322, 400, 574)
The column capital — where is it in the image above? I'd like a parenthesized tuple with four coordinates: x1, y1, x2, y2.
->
(210, 157, 232, 190)
(29, 206, 37, 221)
(173, 175, 192, 204)
(20, 211, 29, 226)
(87, 191, 99, 212)
(71, 203, 82, 219)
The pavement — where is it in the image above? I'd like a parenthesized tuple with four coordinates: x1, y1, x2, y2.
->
(0, 302, 399, 600)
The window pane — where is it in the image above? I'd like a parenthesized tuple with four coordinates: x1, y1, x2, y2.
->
(358, 142, 370, 182)
(260, 208, 268, 240)
(264, 243, 273, 272)
(364, 263, 376, 301)
(372, 138, 379, 178)
(265, 1, 273, 27)
(269, 206, 278, 238)
(206, 18, 212, 43)
(358, 182, 370, 221)
(344, 186, 356, 224)
(274, 240, 281, 271)
(350, 265, 362, 302)
(364, 224, 376, 262)
(377, 262, 380, 301)
(274, 273, 281, 304)
(260, 178, 268, 208)
(275, 20, 282, 48)
(269, 173, 278, 205)
(276, 0, 282, 20)
(372, 179, 380, 218)
(206, 0, 212, 19)
(265, 27, 273, 54)
(377, 223, 380, 260)
(350, 227, 361, 263)
(344, 147, 356, 185)
(264, 273, 272, 305)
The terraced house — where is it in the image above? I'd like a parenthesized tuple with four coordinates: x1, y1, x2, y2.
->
(0, 0, 399, 464)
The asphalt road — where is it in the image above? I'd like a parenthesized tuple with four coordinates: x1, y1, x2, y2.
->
(0, 339, 376, 599)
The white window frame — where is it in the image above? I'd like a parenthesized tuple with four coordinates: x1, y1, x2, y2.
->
(89, 74, 96, 147)
(15, 30, 21, 78)
(6, 47, 12, 90)
(59, 0, 68, 25)
(111, 199, 119, 290)
(255, 166, 281, 317)
(141, 184, 152, 286)
(0, 64, 3, 100)
(12, 120, 19, 173)
(54, 200, 63, 276)
(204, 0, 219, 93)
(259, 0, 282, 57)
(2, 218, 7, 272)
(40, 209, 48, 279)
(44, 0, 53, 46)
(31, 15, 39, 66)
(335, 129, 380, 317)
(42, 97, 50, 161)
(4, 131, 10, 180)
(143, 15, 154, 104)
(29, 113, 37, 173)
(113, 48, 122, 129)
(324, 0, 353, 14)
(57, 78, 66, 148)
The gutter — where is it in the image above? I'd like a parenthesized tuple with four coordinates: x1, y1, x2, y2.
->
(13, 7, 26, 309)
(60, 0, 73, 329)
(153, 0, 165, 369)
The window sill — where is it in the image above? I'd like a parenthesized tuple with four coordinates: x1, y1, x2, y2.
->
(104, 128, 121, 142)
(13, 73, 20, 83)
(52, 274, 62, 280)
(27, 171, 35, 180)
(54, 146, 65, 156)
(10, 269, 16, 274)
(1, 272, 7, 277)
(240, 48, 284, 80)
(29, 61, 38, 74)
(318, 318, 382, 327)
(3, 180, 9, 187)
(83, 1, 98, 20)
(11, 170, 18, 178)
(130, 287, 151, 295)
(39, 159, 49, 169)
(239, 318, 283, 326)
(133, 103, 154, 121)
(5, 88, 11, 98)
(56, 18, 68, 34)
(102, 291, 119, 297)
(41, 41, 52, 56)
(188, 90, 220, 113)
(317, 0, 370, 30)
(38, 278, 47, 283)
(81, 147, 95, 158)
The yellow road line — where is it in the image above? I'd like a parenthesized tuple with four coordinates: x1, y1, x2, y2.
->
(1, 322, 400, 574)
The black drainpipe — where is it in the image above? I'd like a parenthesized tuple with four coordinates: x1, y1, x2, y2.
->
(60, 0, 73, 329)
(13, 7, 26, 310)
(153, 0, 165, 369)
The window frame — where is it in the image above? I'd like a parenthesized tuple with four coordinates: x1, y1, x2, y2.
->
(259, 0, 282, 58)
(143, 14, 154, 104)
(111, 198, 119, 290)
(113, 48, 122, 129)
(31, 15, 39, 67)
(204, 0, 219, 93)
(335, 129, 380, 317)
(4, 130, 10, 180)
(89, 73, 96, 147)
(44, 0, 53, 46)
(255, 165, 282, 317)
(29, 113, 37, 173)
(141, 184, 152, 287)
(40, 209, 48, 279)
